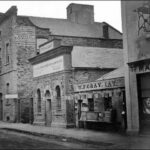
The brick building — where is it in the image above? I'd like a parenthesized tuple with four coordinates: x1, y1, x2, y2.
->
(0, 3, 122, 125)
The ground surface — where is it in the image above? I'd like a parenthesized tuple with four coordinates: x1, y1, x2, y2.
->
(0, 129, 114, 149)
(0, 128, 150, 149)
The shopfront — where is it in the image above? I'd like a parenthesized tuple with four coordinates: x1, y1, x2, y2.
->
(74, 70, 126, 131)
(130, 60, 150, 133)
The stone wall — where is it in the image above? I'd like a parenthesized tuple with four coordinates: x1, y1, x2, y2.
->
(15, 25, 36, 123)
(33, 71, 67, 126)
(0, 7, 18, 122)
(50, 35, 123, 48)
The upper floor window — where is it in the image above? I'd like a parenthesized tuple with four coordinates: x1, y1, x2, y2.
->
(6, 43, 9, 64)
(37, 89, 41, 113)
(56, 86, 61, 110)
(103, 25, 109, 39)
(6, 83, 10, 94)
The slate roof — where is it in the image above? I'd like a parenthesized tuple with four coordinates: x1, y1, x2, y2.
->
(96, 66, 125, 81)
(28, 16, 122, 38)
(29, 16, 103, 38)
(71, 46, 124, 68)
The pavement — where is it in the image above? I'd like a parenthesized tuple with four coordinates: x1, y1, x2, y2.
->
(0, 121, 150, 149)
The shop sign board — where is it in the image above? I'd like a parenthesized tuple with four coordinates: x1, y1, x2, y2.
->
(5, 94, 18, 99)
(40, 42, 54, 54)
(74, 77, 124, 92)
(33, 56, 64, 77)
(130, 62, 150, 74)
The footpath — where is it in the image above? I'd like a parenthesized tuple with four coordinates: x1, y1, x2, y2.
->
(0, 121, 150, 149)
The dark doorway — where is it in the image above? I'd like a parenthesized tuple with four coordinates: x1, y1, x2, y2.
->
(29, 98, 34, 124)
(137, 73, 150, 133)
(46, 99, 52, 126)
(78, 100, 82, 120)
(45, 90, 52, 126)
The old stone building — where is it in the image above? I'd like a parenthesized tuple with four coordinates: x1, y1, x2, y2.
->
(122, 1, 150, 134)
(29, 40, 123, 127)
(0, 3, 122, 124)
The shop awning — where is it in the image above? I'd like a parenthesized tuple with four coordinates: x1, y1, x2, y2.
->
(96, 66, 125, 81)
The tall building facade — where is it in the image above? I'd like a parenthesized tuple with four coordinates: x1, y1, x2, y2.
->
(0, 3, 122, 125)
(122, 1, 150, 134)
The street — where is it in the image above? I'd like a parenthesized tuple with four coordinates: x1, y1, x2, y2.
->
(0, 129, 109, 149)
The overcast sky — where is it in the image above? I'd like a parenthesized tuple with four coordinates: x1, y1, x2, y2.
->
(0, 1, 122, 32)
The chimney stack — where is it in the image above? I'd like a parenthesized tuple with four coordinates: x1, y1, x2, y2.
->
(67, 3, 94, 25)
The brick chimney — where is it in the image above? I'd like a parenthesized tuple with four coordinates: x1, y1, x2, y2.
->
(67, 3, 94, 25)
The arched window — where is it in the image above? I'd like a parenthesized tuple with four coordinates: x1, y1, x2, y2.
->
(45, 90, 50, 98)
(6, 83, 9, 94)
(37, 89, 41, 113)
(56, 86, 61, 110)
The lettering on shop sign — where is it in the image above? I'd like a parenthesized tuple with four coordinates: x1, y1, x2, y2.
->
(33, 56, 64, 77)
(74, 78, 124, 92)
(14, 26, 35, 43)
(130, 62, 150, 73)
(40, 42, 54, 54)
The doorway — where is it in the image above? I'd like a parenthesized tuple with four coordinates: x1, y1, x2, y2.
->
(137, 73, 150, 133)
(46, 99, 52, 126)
(45, 90, 52, 126)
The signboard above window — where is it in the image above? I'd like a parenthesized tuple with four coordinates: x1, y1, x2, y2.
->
(33, 56, 64, 77)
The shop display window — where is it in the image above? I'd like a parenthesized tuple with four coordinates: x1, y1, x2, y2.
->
(104, 97, 112, 111)
(143, 97, 150, 114)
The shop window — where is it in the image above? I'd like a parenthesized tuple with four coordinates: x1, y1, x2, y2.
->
(37, 89, 41, 113)
(6, 43, 9, 64)
(56, 86, 61, 110)
(88, 98, 94, 111)
(104, 97, 112, 111)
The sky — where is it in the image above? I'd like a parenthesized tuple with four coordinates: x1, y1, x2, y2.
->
(0, 1, 122, 32)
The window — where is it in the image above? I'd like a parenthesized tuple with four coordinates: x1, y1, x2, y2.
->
(104, 97, 112, 111)
(103, 25, 109, 39)
(6, 43, 9, 64)
(6, 83, 9, 94)
(37, 89, 41, 113)
(56, 86, 61, 110)
(45, 90, 50, 98)
(88, 98, 94, 111)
